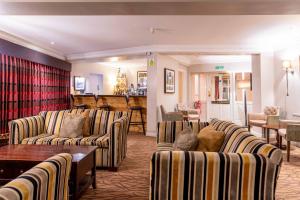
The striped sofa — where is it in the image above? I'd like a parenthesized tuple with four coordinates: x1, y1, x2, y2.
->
(151, 119, 282, 200)
(10, 109, 128, 170)
(0, 153, 72, 200)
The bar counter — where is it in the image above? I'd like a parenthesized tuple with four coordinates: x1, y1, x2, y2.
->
(71, 94, 147, 133)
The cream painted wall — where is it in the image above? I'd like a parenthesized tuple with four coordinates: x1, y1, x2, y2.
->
(71, 61, 147, 94)
(156, 54, 188, 121)
(274, 48, 300, 119)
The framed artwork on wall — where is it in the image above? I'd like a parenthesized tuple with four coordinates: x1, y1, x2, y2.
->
(164, 68, 175, 93)
(74, 76, 86, 91)
(137, 71, 147, 88)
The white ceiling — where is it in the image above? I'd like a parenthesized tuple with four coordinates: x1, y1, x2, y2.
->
(1, 15, 300, 60)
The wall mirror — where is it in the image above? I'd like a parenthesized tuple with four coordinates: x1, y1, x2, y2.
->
(211, 73, 230, 104)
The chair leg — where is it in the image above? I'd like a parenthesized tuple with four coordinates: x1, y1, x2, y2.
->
(140, 109, 145, 135)
(127, 110, 133, 134)
(248, 125, 251, 132)
(287, 141, 291, 162)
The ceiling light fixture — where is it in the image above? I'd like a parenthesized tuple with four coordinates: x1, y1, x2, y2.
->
(50, 41, 55, 45)
(110, 57, 119, 62)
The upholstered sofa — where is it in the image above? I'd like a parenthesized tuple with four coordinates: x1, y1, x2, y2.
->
(0, 153, 72, 200)
(10, 109, 128, 170)
(151, 119, 282, 200)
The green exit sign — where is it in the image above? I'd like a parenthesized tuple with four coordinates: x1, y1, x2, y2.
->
(215, 66, 224, 70)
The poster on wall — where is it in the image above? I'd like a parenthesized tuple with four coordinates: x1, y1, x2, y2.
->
(164, 68, 175, 93)
(137, 71, 147, 89)
(74, 76, 86, 91)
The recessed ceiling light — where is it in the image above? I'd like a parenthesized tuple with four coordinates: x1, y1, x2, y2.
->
(50, 41, 55, 45)
(110, 57, 119, 62)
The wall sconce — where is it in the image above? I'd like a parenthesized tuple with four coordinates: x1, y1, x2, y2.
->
(282, 60, 294, 96)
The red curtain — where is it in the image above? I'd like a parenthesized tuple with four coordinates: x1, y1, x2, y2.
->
(0, 53, 70, 134)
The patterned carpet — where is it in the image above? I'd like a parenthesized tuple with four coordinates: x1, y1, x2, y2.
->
(81, 133, 300, 200)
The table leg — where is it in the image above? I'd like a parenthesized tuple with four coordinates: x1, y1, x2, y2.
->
(266, 128, 270, 144)
(92, 151, 96, 189)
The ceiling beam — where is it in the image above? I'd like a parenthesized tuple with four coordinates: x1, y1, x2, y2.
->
(1, 1, 300, 15)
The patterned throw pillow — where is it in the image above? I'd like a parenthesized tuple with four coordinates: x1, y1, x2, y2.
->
(173, 128, 199, 151)
(59, 114, 85, 138)
(264, 106, 278, 115)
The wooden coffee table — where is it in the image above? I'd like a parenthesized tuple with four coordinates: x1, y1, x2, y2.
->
(0, 145, 97, 200)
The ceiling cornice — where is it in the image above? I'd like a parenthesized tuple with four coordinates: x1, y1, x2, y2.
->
(2, 1, 300, 15)
(67, 44, 274, 61)
(0, 30, 66, 60)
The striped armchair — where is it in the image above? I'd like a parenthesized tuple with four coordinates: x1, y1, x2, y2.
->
(151, 119, 282, 200)
(10, 109, 128, 170)
(0, 153, 72, 200)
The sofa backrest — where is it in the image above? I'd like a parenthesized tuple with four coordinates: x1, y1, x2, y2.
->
(211, 119, 282, 166)
(40, 110, 70, 135)
(88, 109, 127, 136)
(157, 120, 209, 144)
(40, 109, 127, 136)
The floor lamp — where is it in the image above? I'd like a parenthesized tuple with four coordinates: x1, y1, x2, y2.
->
(238, 80, 251, 126)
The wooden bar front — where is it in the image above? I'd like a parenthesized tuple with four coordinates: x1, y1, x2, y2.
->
(71, 94, 147, 133)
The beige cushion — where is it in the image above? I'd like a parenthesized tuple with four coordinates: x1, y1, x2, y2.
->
(264, 106, 278, 115)
(173, 128, 198, 151)
(59, 114, 85, 138)
(249, 119, 266, 127)
(196, 126, 225, 152)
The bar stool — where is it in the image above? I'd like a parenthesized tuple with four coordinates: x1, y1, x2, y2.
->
(127, 106, 145, 135)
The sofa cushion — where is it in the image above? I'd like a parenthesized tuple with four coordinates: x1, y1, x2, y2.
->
(21, 133, 52, 144)
(40, 110, 70, 135)
(21, 135, 70, 145)
(173, 128, 198, 151)
(196, 126, 225, 152)
(59, 113, 86, 138)
(64, 135, 109, 148)
(249, 119, 266, 127)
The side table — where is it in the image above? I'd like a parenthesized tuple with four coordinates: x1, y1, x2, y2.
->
(0, 133, 9, 147)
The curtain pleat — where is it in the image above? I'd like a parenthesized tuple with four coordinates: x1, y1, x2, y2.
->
(0, 53, 70, 134)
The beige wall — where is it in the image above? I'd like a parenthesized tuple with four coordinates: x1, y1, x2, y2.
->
(71, 61, 147, 94)
(274, 48, 300, 119)
(146, 54, 188, 136)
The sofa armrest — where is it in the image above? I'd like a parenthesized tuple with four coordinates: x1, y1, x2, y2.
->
(157, 121, 208, 144)
(109, 115, 129, 168)
(150, 151, 279, 200)
(0, 153, 72, 200)
(9, 115, 45, 144)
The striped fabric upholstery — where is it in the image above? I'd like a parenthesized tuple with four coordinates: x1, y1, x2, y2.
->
(157, 121, 209, 144)
(0, 153, 72, 200)
(10, 109, 128, 169)
(9, 115, 45, 144)
(150, 151, 279, 200)
(89, 109, 127, 136)
(39, 110, 70, 135)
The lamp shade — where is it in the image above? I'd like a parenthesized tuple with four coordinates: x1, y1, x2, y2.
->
(237, 80, 251, 89)
(282, 60, 292, 70)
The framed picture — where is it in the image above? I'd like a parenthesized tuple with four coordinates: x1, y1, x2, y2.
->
(74, 76, 85, 91)
(164, 68, 175, 93)
(137, 71, 147, 88)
